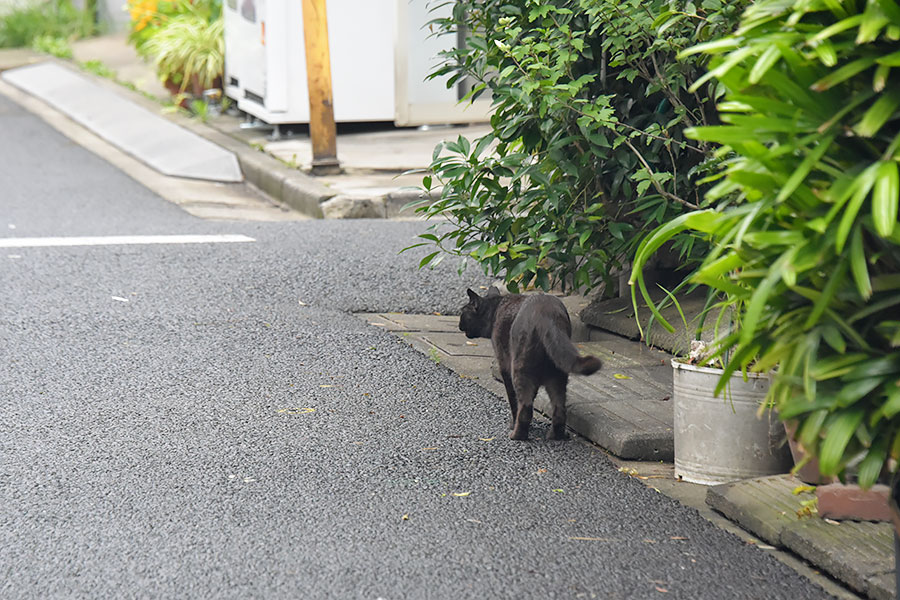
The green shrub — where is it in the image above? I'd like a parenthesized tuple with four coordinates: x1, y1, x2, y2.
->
(126, 0, 223, 96)
(408, 0, 747, 293)
(31, 34, 72, 58)
(0, 0, 95, 49)
(140, 12, 223, 93)
(127, 0, 221, 55)
(631, 0, 900, 487)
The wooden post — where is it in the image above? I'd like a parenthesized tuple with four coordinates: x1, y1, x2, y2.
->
(301, 0, 341, 174)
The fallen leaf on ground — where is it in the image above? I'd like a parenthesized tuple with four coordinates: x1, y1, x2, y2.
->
(466, 518, 482, 524)
(465, 341, 478, 346)
(319, 384, 335, 388)
(421, 447, 438, 451)
(452, 492, 471, 497)
(552, 489, 564, 493)
(111, 296, 129, 302)
(401, 514, 409, 521)
(298, 300, 308, 306)
(537, 468, 548, 474)
(568, 537, 609, 541)
(655, 587, 668, 593)
(756, 544, 776, 550)
(669, 536, 688, 541)
(277, 407, 315, 415)
(479, 437, 494, 442)
(824, 518, 841, 525)
(613, 373, 632, 380)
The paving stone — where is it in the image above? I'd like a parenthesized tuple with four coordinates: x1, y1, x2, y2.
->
(866, 571, 896, 600)
(360, 313, 460, 333)
(422, 333, 493, 358)
(707, 474, 895, 598)
(706, 475, 811, 545)
(781, 519, 893, 597)
(579, 289, 730, 356)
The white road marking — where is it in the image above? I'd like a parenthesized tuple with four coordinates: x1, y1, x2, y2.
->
(0, 234, 256, 248)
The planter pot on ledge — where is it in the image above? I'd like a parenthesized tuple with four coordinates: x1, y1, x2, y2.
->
(783, 420, 836, 485)
(672, 359, 792, 485)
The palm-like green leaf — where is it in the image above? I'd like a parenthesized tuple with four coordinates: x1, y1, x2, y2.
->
(633, 0, 900, 488)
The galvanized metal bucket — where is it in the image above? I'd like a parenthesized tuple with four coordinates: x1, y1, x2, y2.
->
(672, 359, 792, 486)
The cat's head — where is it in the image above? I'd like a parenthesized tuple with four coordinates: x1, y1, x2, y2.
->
(459, 287, 499, 339)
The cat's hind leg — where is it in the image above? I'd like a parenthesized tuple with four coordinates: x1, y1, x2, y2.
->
(509, 372, 537, 440)
(545, 373, 569, 440)
(500, 369, 518, 431)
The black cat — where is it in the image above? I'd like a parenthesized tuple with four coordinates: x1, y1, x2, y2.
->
(460, 288, 602, 440)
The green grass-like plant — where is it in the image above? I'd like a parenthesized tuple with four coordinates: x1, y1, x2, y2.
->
(0, 0, 95, 49)
(631, 0, 900, 488)
(140, 12, 223, 94)
(31, 34, 71, 58)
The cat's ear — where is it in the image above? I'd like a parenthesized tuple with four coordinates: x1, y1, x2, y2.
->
(466, 288, 481, 303)
(485, 286, 501, 297)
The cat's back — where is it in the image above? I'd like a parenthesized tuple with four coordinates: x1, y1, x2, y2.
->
(492, 293, 527, 329)
(517, 293, 568, 319)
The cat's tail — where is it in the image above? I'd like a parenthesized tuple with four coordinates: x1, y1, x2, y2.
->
(572, 354, 603, 375)
(541, 323, 603, 375)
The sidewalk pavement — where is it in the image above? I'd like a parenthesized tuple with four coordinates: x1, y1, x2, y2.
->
(360, 301, 891, 600)
(1, 36, 891, 600)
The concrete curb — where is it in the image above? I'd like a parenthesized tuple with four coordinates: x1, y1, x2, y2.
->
(229, 144, 332, 218)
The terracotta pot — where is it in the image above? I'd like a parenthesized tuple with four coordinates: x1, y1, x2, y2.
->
(816, 482, 891, 521)
(783, 420, 835, 485)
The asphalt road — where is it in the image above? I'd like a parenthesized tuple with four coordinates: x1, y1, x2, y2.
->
(0, 92, 835, 599)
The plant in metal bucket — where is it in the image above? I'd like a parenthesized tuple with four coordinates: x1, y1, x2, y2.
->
(630, 0, 900, 489)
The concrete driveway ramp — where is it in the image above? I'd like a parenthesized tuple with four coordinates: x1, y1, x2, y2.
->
(1, 62, 242, 183)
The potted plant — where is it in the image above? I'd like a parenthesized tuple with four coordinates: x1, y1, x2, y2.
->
(630, 0, 900, 497)
(128, 0, 224, 99)
(629, 247, 793, 485)
(669, 339, 791, 485)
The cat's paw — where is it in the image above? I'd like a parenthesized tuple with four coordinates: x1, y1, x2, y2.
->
(546, 429, 569, 441)
(508, 430, 529, 441)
